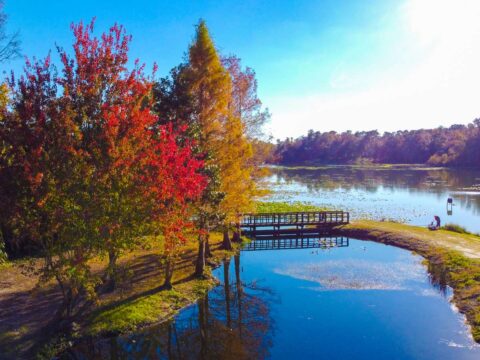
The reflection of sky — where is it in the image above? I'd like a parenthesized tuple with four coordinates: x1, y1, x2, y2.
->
(266, 168, 480, 233)
(275, 259, 427, 291)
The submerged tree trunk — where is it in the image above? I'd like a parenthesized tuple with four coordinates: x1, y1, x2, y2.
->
(234, 254, 243, 338)
(198, 294, 209, 359)
(222, 228, 232, 250)
(224, 258, 232, 328)
(109, 337, 119, 359)
(195, 234, 206, 277)
(163, 256, 175, 289)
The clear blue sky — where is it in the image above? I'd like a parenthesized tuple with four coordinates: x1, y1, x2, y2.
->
(3, 0, 480, 139)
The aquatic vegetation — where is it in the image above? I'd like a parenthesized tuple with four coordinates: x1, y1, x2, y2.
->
(254, 201, 328, 213)
(265, 165, 480, 233)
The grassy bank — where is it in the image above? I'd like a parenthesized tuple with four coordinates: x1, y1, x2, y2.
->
(0, 233, 240, 359)
(334, 220, 480, 341)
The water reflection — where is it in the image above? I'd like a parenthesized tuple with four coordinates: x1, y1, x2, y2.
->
(268, 166, 480, 232)
(427, 259, 450, 296)
(66, 254, 276, 360)
(243, 235, 349, 251)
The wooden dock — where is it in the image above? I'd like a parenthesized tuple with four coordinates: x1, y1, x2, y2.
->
(240, 211, 349, 238)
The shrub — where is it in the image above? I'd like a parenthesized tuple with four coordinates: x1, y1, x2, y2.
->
(442, 223, 469, 234)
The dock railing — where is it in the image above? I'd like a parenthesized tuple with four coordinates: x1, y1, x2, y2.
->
(239, 211, 350, 237)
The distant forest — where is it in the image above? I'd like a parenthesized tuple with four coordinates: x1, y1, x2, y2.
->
(273, 120, 480, 167)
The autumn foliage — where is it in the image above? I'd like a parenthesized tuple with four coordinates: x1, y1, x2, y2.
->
(0, 18, 266, 319)
(0, 20, 206, 316)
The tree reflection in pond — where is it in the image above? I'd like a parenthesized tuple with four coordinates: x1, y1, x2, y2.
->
(65, 253, 275, 359)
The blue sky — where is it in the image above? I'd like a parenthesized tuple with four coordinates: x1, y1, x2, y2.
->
(3, 0, 480, 139)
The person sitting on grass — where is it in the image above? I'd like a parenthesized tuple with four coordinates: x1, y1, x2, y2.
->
(429, 216, 441, 230)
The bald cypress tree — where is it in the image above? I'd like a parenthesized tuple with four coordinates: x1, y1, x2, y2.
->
(217, 114, 257, 249)
(154, 20, 261, 274)
(184, 20, 232, 276)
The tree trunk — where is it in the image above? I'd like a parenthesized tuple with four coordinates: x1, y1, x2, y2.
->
(0, 224, 13, 258)
(232, 230, 241, 243)
(222, 228, 232, 250)
(205, 233, 212, 258)
(163, 257, 175, 289)
(56, 287, 74, 322)
(195, 234, 206, 277)
(106, 249, 118, 291)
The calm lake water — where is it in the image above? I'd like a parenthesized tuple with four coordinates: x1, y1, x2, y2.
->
(266, 166, 480, 233)
(68, 238, 480, 359)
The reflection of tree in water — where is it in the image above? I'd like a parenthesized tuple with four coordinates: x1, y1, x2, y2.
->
(271, 167, 480, 214)
(66, 253, 275, 359)
(426, 260, 449, 297)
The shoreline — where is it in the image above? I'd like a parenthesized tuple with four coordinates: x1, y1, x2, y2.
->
(333, 220, 480, 342)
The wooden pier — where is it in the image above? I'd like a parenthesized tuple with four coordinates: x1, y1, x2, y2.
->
(240, 211, 349, 238)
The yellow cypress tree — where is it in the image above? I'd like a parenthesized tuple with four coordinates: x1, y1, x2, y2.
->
(185, 20, 261, 269)
(185, 20, 232, 276)
(217, 114, 258, 249)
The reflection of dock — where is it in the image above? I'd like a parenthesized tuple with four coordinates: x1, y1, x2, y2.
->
(240, 211, 349, 237)
(242, 236, 349, 251)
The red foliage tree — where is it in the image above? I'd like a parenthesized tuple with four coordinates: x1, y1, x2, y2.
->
(57, 20, 206, 289)
(1, 20, 206, 317)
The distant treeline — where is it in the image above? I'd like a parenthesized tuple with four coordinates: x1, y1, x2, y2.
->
(274, 120, 480, 167)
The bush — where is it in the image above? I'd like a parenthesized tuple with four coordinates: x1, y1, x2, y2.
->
(442, 223, 469, 234)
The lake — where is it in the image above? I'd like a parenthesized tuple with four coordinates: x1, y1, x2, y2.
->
(67, 238, 480, 359)
(265, 166, 480, 233)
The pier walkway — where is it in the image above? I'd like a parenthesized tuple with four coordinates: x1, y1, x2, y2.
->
(240, 211, 349, 238)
